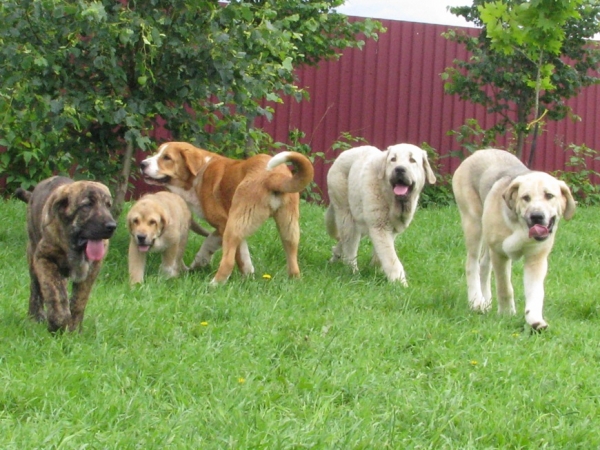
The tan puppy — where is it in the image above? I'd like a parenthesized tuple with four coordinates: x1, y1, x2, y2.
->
(15, 176, 116, 332)
(452, 149, 576, 330)
(326, 144, 436, 284)
(127, 191, 210, 284)
(140, 142, 314, 284)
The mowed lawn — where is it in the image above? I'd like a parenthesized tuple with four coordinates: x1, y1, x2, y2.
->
(1, 197, 600, 449)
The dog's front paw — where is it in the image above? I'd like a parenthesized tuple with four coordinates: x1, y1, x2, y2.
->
(469, 295, 492, 313)
(162, 265, 179, 279)
(241, 265, 255, 277)
(388, 273, 408, 287)
(329, 245, 342, 263)
(526, 311, 548, 331)
(190, 254, 212, 270)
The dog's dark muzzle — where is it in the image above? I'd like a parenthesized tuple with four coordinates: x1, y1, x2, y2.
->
(390, 166, 414, 200)
(78, 219, 117, 244)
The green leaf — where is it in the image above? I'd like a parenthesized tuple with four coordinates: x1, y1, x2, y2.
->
(281, 57, 293, 71)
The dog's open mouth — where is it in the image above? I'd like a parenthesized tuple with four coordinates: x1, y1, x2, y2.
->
(77, 238, 107, 261)
(392, 182, 414, 199)
(528, 216, 556, 241)
(143, 174, 171, 186)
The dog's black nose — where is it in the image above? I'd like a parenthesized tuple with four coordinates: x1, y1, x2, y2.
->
(105, 221, 117, 233)
(395, 166, 406, 175)
(530, 212, 545, 224)
(140, 160, 149, 170)
(136, 234, 147, 244)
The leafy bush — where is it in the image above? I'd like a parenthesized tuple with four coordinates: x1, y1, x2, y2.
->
(419, 143, 455, 208)
(553, 143, 600, 206)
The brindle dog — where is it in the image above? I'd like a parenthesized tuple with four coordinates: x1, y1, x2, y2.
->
(16, 176, 117, 332)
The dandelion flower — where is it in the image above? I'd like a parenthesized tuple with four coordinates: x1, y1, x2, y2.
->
(470, 360, 478, 366)
(200, 321, 208, 326)
(238, 377, 246, 384)
(262, 274, 272, 280)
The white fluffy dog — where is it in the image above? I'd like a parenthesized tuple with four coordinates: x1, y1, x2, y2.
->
(326, 144, 436, 284)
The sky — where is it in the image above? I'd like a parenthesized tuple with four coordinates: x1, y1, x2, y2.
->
(335, 0, 474, 27)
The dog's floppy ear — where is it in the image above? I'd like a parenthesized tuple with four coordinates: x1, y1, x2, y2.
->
(377, 149, 389, 180)
(421, 150, 437, 185)
(157, 206, 169, 235)
(43, 185, 72, 226)
(503, 179, 521, 215)
(558, 180, 576, 220)
(181, 148, 206, 177)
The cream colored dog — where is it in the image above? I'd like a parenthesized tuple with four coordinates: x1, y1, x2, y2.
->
(326, 144, 436, 284)
(127, 191, 209, 284)
(452, 149, 576, 330)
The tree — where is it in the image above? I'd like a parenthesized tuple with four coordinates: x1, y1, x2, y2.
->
(442, 0, 600, 162)
(0, 0, 382, 215)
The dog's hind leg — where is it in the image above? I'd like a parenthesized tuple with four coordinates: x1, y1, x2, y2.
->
(332, 207, 360, 272)
(339, 225, 361, 273)
(28, 271, 45, 322)
(273, 201, 300, 278)
(458, 209, 490, 312)
(491, 251, 515, 316)
(212, 200, 268, 284)
(479, 246, 493, 310)
(235, 240, 255, 277)
(191, 232, 222, 270)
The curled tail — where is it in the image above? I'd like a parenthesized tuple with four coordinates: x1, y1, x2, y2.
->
(266, 151, 314, 193)
(15, 188, 32, 203)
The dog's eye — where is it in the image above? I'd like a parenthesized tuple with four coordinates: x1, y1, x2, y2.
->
(390, 157, 397, 162)
(133, 218, 139, 225)
(409, 157, 416, 163)
(162, 155, 171, 161)
(545, 193, 554, 200)
(149, 220, 156, 226)
(522, 195, 531, 202)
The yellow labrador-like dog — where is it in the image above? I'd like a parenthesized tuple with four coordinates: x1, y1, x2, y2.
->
(326, 144, 436, 284)
(453, 149, 576, 330)
(127, 191, 209, 284)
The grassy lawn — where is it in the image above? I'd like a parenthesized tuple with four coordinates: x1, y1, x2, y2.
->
(1, 198, 600, 448)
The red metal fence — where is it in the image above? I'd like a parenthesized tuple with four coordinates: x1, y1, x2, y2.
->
(250, 19, 600, 199)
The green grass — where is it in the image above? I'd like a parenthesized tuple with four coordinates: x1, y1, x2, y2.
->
(1, 198, 600, 448)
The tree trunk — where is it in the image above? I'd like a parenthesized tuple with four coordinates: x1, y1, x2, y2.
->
(112, 140, 135, 219)
(527, 121, 540, 168)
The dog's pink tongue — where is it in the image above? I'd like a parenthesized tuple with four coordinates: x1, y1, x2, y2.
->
(394, 185, 409, 196)
(138, 245, 150, 253)
(86, 240, 106, 261)
(529, 224, 549, 239)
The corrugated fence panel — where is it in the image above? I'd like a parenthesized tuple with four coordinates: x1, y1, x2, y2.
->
(255, 19, 600, 201)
